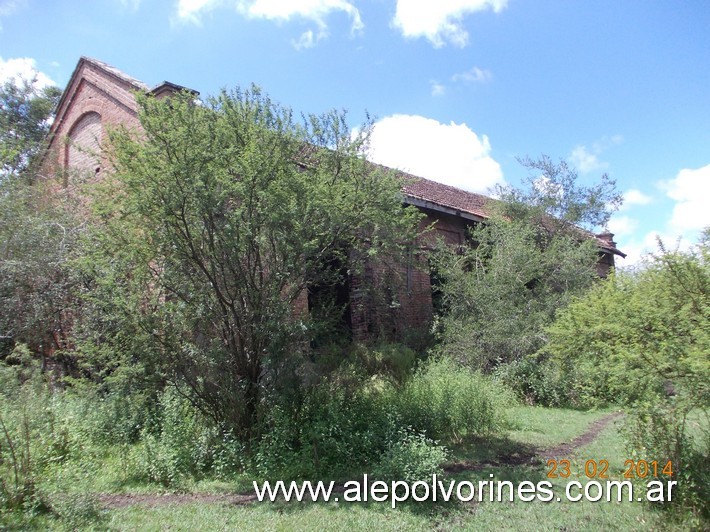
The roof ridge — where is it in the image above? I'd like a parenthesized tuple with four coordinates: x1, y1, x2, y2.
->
(79, 56, 150, 90)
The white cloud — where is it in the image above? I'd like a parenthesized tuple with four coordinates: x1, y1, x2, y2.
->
(367, 114, 503, 193)
(617, 230, 694, 267)
(617, 163, 710, 266)
(293, 29, 316, 49)
(430, 81, 445, 97)
(621, 188, 653, 209)
(119, 0, 142, 11)
(392, 0, 507, 48)
(569, 135, 623, 174)
(607, 215, 638, 238)
(0, 0, 27, 30)
(569, 145, 604, 174)
(175, 0, 363, 44)
(0, 56, 55, 89)
(175, 0, 223, 24)
(238, 0, 363, 35)
(451, 66, 492, 83)
(661, 163, 710, 233)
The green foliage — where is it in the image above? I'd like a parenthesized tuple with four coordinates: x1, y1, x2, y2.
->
(254, 381, 392, 479)
(127, 387, 245, 487)
(0, 178, 83, 363)
(434, 155, 618, 372)
(544, 233, 710, 516)
(46, 492, 102, 530)
(254, 354, 511, 480)
(493, 357, 570, 407)
(393, 357, 514, 442)
(371, 428, 448, 484)
(495, 154, 622, 230)
(0, 76, 61, 181)
(348, 343, 417, 383)
(545, 236, 709, 407)
(0, 346, 65, 514)
(86, 86, 421, 438)
(624, 403, 709, 519)
(434, 221, 600, 370)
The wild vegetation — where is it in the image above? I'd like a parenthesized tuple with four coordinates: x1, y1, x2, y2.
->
(1, 77, 707, 529)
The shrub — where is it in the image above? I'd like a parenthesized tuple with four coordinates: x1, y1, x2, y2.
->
(624, 402, 709, 519)
(393, 357, 514, 442)
(47, 492, 102, 530)
(349, 343, 417, 383)
(371, 428, 448, 483)
(545, 234, 710, 519)
(254, 383, 391, 479)
(0, 347, 69, 514)
(129, 387, 244, 486)
(254, 354, 512, 480)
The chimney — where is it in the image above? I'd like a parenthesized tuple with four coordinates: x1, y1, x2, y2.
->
(596, 231, 617, 248)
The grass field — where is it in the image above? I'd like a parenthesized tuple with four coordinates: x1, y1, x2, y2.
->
(4, 405, 696, 531)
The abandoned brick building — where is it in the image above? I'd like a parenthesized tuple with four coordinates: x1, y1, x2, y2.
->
(42, 57, 625, 344)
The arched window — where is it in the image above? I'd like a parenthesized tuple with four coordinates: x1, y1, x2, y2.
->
(65, 111, 103, 177)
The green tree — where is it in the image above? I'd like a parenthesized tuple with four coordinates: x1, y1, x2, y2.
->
(0, 76, 61, 181)
(434, 155, 621, 372)
(0, 176, 85, 363)
(544, 233, 709, 516)
(0, 75, 77, 363)
(86, 87, 421, 438)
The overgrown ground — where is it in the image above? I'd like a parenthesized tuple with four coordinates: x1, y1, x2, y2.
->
(5, 406, 701, 531)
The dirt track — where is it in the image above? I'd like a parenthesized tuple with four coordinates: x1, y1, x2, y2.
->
(98, 411, 624, 509)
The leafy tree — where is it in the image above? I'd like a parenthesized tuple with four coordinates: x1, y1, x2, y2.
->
(85, 87, 421, 438)
(434, 155, 621, 371)
(0, 76, 61, 181)
(0, 178, 84, 363)
(495, 154, 622, 230)
(544, 233, 709, 516)
(0, 75, 78, 363)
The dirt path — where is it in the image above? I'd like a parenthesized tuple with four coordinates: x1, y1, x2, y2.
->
(98, 411, 624, 509)
(444, 411, 624, 473)
(97, 492, 259, 509)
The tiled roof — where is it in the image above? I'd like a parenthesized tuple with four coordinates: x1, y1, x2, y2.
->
(398, 171, 490, 219)
(395, 169, 624, 257)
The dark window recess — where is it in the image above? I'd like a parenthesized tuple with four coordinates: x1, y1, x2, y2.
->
(429, 259, 446, 318)
(307, 255, 352, 348)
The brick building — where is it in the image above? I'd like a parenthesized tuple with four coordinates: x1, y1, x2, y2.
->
(43, 57, 625, 344)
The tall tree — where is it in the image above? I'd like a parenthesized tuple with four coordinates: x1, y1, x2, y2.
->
(0, 74, 75, 362)
(86, 87, 421, 437)
(434, 155, 621, 371)
(544, 233, 709, 515)
(0, 76, 61, 181)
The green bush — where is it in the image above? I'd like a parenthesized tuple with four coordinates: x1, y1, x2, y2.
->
(0, 347, 70, 514)
(254, 354, 512, 480)
(393, 357, 514, 442)
(129, 387, 245, 486)
(544, 234, 710, 520)
(371, 428, 448, 483)
(492, 356, 612, 408)
(254, 383, 391, 479)
(47, 492, 102, 530)
(624, 403, 709, 519)
(349, 343, 417, 383)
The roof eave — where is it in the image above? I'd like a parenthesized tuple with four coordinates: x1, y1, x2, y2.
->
(403, 195, 486, 222)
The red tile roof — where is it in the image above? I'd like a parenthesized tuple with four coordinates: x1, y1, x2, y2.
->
(399, 172, 490, 219)
(395, 170, 624, 257)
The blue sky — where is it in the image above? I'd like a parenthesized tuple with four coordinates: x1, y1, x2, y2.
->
(1, 0, 709, 264)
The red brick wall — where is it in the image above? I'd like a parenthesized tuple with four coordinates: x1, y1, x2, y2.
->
(349, 209, 473, 345)
(43, 59, 143, 181)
